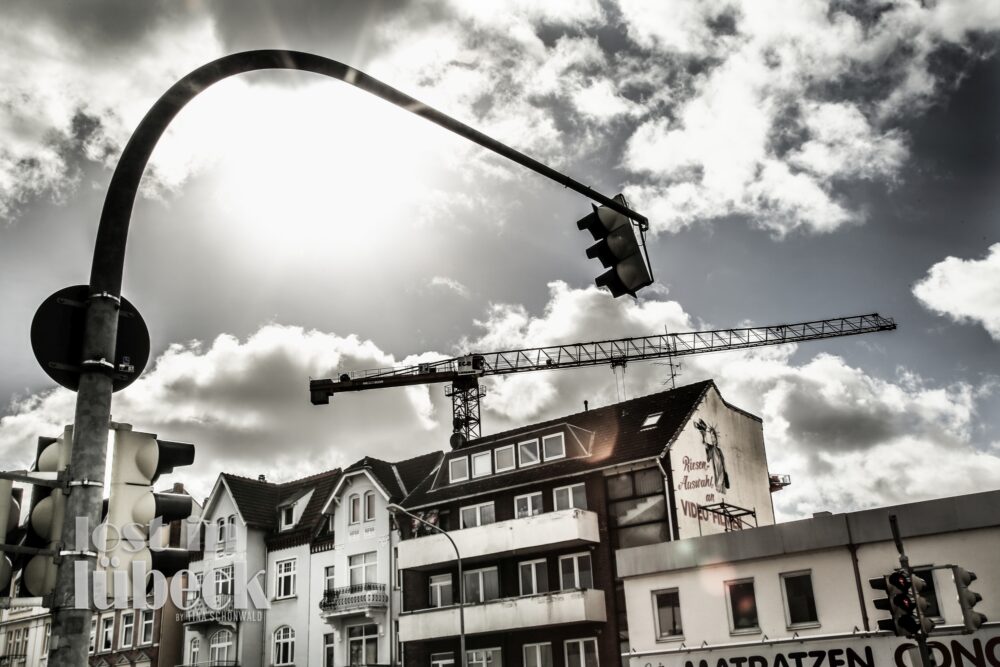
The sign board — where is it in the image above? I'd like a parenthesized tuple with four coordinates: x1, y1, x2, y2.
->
(30, 285, 150, 392)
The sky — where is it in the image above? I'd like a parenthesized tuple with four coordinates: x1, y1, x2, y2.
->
(1, 0, 998, 521)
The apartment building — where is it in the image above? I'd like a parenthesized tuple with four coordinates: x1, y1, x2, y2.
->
(181, 451, 440, 667)
(616, 489, 1000, 667)
(395, 380, 778, 667)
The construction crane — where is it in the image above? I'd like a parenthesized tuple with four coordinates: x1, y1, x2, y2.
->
(310, 313, 896, 444)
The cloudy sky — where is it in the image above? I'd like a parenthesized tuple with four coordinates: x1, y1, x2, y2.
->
(1, 0, 998, 520)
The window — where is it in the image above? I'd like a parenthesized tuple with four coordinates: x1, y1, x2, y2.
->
(139, 610, 154, 645)
(654, 589, 683, 638)
(364, 491, 376, 521)
(325, 633, 336, 667)
(347, 623, 378, 666)
(460, 502, 495, 528)
(281, 505, 294, 529)
(464, 567, 500, 603)
(189, 637, 200, 665)
(607, 468, 669, 548)
(89, 618, 97, 654)
(325, 565, 336, 591)
(542, 433, 565, 460)
(515, 492, 543, 518)
(210, 629, 233, 663)
(554, 483, 587, 511)
(215, 517, 226, 553)
(472, 451, 492, 477)
(449, 456, 469, 483)
(430, 573, 454, 607)
(42, 622, 50, 653)
(468, 648, 502, 667)
(641, 412, 663, 429)
(349, 551, 377, 586)
(215, 565, 233, 597)
(565, 638, 599, 667)
(519, 559, 548, 595)
(781, 571, 819, 627)
(559, 553, 593, 590)
(100, 616, 113, 652)
(226, 514, 237, 548)
(524, 643, 553, 667)
(431, 652, 456, 667)
(119, 611, 134, 648)
(275, 558, 296, 599)
(727, 579, 759, 632)
(518, 439, 540, 466)
(913, 568, 941, 618)
(495, 445, 515, 472)
(273, 626, 295, 666)
(350, 494, 361, 524)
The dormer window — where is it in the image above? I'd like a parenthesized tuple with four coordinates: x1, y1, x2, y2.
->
(495, 445, 515, 473)
(518, 439, 540, 466)
(280, 506, 295, 530)
(449, 457, 469, 483)
(542, 433, 565, 461)
(471, 451, 492, 478)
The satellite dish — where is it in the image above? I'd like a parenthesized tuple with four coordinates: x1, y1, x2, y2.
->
(449, 432, 467, 450)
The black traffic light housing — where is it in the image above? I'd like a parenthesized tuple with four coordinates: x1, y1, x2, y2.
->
(576, 194, 652, 298)
(953, 566, 987, 633)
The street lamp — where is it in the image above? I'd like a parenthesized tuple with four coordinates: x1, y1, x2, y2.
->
(387, 503, 466, 667)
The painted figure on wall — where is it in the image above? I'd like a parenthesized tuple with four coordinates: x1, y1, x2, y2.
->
(695, 419, 730, 494)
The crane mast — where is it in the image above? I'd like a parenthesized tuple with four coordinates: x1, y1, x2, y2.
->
(310, 313, 896, 441)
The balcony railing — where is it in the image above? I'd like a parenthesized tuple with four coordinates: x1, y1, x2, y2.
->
(319, 583, 388, 617)
(0, 656, 27, 666)
(175, 662, 240, 667)
(182, 594, 235, 624)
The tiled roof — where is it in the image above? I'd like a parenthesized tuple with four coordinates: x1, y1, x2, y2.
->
(401, 380, 716, 509)
(222, 467, 342, 550)
(343, 450, 443, 502)
(395, 451, 445, 496)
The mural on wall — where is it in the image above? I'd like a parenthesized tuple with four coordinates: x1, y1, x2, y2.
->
(696, 419, 730, 495)
(676, 419, 739, 533)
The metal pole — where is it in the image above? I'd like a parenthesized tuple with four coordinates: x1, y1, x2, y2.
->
(888, 514, 934, 667)
(52, 49, 629, 663)
(388, 504, 466, 667)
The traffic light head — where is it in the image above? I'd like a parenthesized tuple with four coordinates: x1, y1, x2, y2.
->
(23, 426, 73, 597)
(0, 480, 22, 595)
(953, 566, 987, 633)
(576, 195, 652, 298)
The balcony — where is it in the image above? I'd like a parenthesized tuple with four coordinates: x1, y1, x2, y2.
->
(398, 588, 606, 641)
(319, 583, 388, 619)
(176, 662, 240, 667)
(182, 594, 236, 625)
(397, 508, 599, 570)
(0, 656, 27, 666)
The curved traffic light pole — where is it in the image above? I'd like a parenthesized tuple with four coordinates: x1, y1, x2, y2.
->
(53, 49, 647, 663)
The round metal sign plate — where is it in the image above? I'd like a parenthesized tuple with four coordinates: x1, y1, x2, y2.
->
(30, 285, 150, 392)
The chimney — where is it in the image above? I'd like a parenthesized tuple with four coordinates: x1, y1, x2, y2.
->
(258, 474, 266, 482)
(584, 400, 589, 412)
(172, 482, 185, 493)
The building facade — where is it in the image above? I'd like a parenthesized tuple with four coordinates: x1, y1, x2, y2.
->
(395, 381, 778, 667)
(616, 490, 1000, 667)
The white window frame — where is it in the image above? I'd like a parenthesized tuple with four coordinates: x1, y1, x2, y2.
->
(210, 629, 233, 663)
(464, 566, 500, 604)
(652, 588, 683, 640)
(119, 611, 134, 649)
(324, 565, 336, 591)
(471, 451, 492, 478)
(725, 577, 760, 634)
(325, 633, 336, 667)
(559, 552, 593, 590)
(553, 483, 587, 511)
(349, 494, 361, 524)
(275, 558, 297, 599)
(100, 615, 114, 652)
(431, 652, 456, 667)
(280, 505, 294, 529)
(273, 626, 295, 666)
(780, 570, 820, 629)
(189, 637, 200, 664)
(215, 564, 233, 596)
(349, 551, 378, 586)
(42, 621, 50, 653)
(641, 412, 663, 429)
(347, 623, 379, 665)
(514, 491, 543, 518)
(364, 490, 376, 521)
(494, 445, 516, 472)
(429, 573, 454, 608)
(542, 433, 566, 461)
(89, 618, 97, 654)
(215, 517, 226, 553)
(139, 609, 154, 645)
(460, 501, 495, 528)
(519, 558, 548, 596)
(564, 638, 599, 667)
(467, 647, 502, 667)
(524, 642, 553, 667)
(518, 439, 540, 466)
(449, 456, 470, 483)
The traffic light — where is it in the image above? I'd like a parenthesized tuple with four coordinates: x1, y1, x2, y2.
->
(909, 573, 936, 635)
(576, 194, 652, 298)
(0, 479, 23, 596)
(22, 427, 72, 597)
(953, 566, 987, 633)
(101, 424, 194, 597)
(870, 570, 934, 637)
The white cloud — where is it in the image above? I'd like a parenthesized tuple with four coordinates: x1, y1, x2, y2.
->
(913, 243, 1000, 340)
(429, 276, 471, 298)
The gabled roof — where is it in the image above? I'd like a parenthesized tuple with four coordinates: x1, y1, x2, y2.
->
(331, 450, 444, 507)
(221, 468, 343, 551)
(401, 380, 717, 509)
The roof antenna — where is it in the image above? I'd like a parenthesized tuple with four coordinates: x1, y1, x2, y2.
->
(584, 400, 589, 412)
(656, 324, 681, 390)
